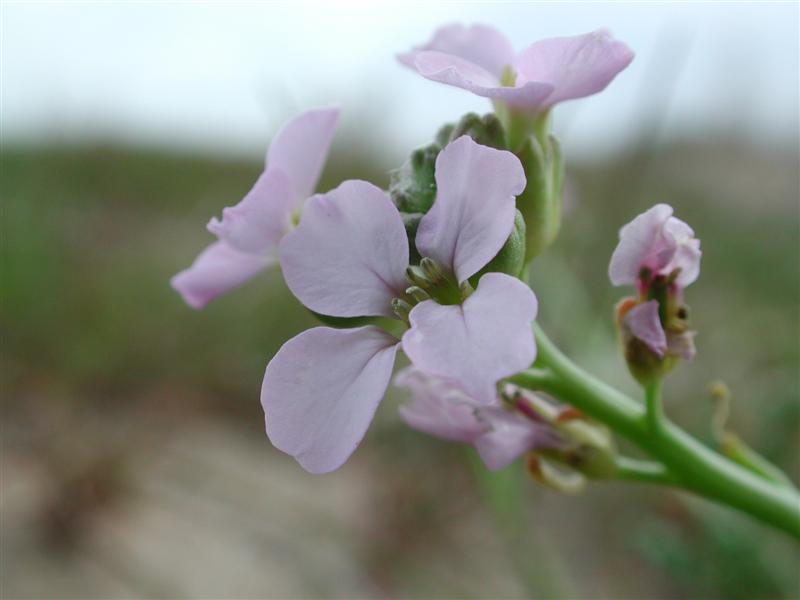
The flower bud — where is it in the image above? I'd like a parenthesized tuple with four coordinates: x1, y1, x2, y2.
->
(526, 454, 586, 494)
(518, 394, 618, 482)
(389, 144, 439, 214)
(390, 114, 508, 218)
(447, 112, 507, 150)
(515, 132, 564, 262)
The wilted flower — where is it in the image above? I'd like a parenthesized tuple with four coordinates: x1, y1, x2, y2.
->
(610, 204, 701, 380)
(261, 136, 538, 473)
(396, 367, 560, 470)
(171, 108, 339, 308)
(398, 23, 633, 114)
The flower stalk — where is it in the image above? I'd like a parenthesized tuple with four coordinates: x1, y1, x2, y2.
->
(510, 325, 800, 539)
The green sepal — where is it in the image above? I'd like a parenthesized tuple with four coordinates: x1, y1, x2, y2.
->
(515, 132, 564, 262)
(311, 311, 376, 329)
(401, 212, 423, 264)
(469, 210, 526, 287)
(311, 312, 406, 339)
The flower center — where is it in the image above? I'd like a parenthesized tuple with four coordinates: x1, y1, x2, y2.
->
(390, 257, 472, 322)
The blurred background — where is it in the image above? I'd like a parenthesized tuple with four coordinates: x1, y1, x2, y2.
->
(2, 2, 799, 598)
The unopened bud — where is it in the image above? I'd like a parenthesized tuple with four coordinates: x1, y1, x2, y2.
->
(389, 144, 439, 214)
(515, 132, 564, 262)
(448, 112, 507, 150)
(526, 454, 586, 494)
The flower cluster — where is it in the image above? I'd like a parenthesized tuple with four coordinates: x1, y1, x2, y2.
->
(170, 23, 707, 477)
(263, 136, 538, 473)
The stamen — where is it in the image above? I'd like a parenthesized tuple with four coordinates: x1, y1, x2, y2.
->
(405, 286, 430, 302)
(405, 265, 430, 289)
(391, 298, 413, 323)
(419, 257, 443, 283)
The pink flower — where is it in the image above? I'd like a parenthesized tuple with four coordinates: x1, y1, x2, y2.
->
(171, 108, 339, 309)
(610, 204, 701, 362)
(396, 367, 560, 470)
(398, 24, 633, 112)
(609, 204, 702, 292)
(261, 136, 539, 473)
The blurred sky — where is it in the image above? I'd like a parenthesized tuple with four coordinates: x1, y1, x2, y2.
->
(2, 1, 798, 162)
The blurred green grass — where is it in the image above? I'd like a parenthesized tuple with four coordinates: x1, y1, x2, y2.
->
(2, 136, 799, 598)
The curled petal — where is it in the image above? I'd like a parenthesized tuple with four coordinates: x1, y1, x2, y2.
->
(262, 326, 399, 474)
(280, 180, 409, 318)
(407, 51, 554, 109)
(267, 107, 339, 205)
(515, 29, 634, 107)
(473, 407, 554, 471)
(171, 241, 272, 309)
(402, 273, 538, 404)
(609, 204, 674, 286)
(663, 217, 702, 288)
(207, 168, 294, 255)
(416, 136, 526, 282)
(395, 367, 488, 443)
(624, 300, 667, 357)
(398, 23, 515, 78)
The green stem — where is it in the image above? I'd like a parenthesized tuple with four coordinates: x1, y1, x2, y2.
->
(513, 325, 800, 539)
(644, 381, 664, 434)
(615, 457, 676, 485)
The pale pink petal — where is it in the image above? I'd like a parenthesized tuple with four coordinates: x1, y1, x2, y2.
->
(402, 273, 538, 404)
(395, 367, 488, 443)
(279, 180, 409, 318)
(415, 136, 526, 282)
(473, 407, 551, 471)
(609, 204, 675, 286)
(515, 29, 634, 107)
(398, 23, 515, 77)
(206, 168, 294, 255)
(266, 107, 339, 205)
(663, 217, 702, 288)
(170, 241, 272, 309)
(408, 51, 554, 109)
(624, 300, 667, 357)
(261, 326, 399, 474)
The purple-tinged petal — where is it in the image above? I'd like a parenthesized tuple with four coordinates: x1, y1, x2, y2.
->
(416, 136, 526, 282)
(402, 273, 538, 404)
(473, 407, 552, 471)
(663, 217, 702, 288)
(261, 326, 399, 474)
(609, 204, 674, 286)
(279, 180, 409, 318)
(398, 23, 515, 78)
(206, 168, 294, 255)
(624, 300, 667, 357)
(170, 241, 272, 309)
(266, 107, 339, 205)
(515, 29, 634, 107)
(395, 367, 488, 443)
(407, 51, 554, 109)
